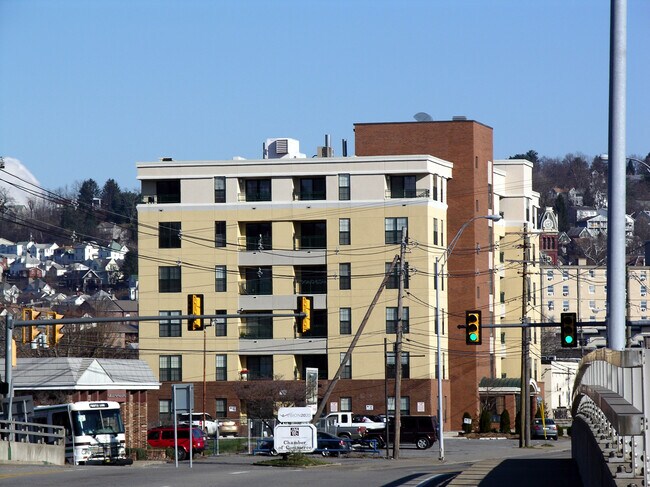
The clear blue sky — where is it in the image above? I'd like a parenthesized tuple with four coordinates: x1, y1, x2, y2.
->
(1, 0, 649, 193)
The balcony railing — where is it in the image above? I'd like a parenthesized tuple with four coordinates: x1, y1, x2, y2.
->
(385, 188, 430, 199)
(238, 281, 273, 296)
(293, 235, 326, 250)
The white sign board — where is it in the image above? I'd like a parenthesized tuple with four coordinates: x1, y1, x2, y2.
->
(273, 423, 317, 454)
(278, 407, 314, 423)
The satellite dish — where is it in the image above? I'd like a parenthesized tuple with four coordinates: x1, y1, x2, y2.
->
(413, 112, 433, 122)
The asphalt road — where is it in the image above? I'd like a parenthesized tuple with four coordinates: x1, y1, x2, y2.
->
(0, 436, 574, 487)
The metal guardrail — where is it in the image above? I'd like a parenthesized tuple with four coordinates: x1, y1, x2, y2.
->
(572, 348, 650, 486)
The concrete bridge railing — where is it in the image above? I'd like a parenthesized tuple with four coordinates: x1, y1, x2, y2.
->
(572, 348, 650, 487)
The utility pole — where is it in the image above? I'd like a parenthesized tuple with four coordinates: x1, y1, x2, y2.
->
(519, 229, 531, 448)
(393, 227, 407, 459)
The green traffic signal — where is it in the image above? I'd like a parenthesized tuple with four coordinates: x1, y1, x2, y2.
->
(465, 310, 482, 345)
(560, 312, 577, 348)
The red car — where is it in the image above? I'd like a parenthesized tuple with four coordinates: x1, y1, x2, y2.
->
(147, 426, 205, 460)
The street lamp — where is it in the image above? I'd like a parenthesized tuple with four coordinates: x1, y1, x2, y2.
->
(435, 213, 501, 461)
(599, 153, 650, 174)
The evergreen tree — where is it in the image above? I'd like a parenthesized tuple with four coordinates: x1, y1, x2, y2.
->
(553, 195, 569, 232)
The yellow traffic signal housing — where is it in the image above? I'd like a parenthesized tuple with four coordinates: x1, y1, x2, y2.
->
(560, 312, 577, 348)
(49, 314, 65, 347)
(21, 308, 41, 343)
(187, 294, 204, 331)
(465, 310, 482, 345)
(298, 296, 312, 333)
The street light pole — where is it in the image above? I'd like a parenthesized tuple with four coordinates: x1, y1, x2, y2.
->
(435, 213, 501, 461)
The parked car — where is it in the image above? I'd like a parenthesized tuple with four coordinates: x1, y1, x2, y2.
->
(256, 431, 352, 457)
(363, 415, 439, 449)
(147, 426, 205, 461)
(316, 431, 352, 457)
(531, 418, 558, 440)
(217, 419, 239, 437)
(178, 412, 219, 436)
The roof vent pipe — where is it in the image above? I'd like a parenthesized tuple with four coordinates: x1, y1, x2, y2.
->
(342, 139, 348, 157)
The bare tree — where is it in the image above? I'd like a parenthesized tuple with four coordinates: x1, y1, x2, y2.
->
(232, 377, 305, 425)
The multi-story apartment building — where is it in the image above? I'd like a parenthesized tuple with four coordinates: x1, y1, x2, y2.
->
(354, 119, 510, 428)
(137, 139, 456, 429)
(540, 261, 650, 348)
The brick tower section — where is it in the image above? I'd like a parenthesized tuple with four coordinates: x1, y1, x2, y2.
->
(355, 120, 495, 431)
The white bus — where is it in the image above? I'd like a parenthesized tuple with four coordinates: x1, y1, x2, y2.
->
(33, 401, 132, 465)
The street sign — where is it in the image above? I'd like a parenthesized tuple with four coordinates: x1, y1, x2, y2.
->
(278, 407, 313, 423)
(273, 423, 317, 454)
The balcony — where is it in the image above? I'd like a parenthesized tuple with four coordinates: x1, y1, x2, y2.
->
(384, 188, 430, 199)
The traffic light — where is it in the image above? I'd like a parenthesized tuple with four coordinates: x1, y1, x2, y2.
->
(48, 313, 65, 347)
(560, 312, 577, 348)
(187, 294, 204, 331)
(21, 308, 40, 343)
(298, 296, 312, 333)
(465, 310, 482, 345)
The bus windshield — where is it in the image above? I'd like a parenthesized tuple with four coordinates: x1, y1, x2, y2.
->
(72, 408, 125, 436)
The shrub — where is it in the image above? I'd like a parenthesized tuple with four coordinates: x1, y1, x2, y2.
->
(126, 447, 148, 460)
(462, 412, 473, 434)
(557, 425, 564, 437)
(499, 409, 511, 434)
(479, 409, 492, 433)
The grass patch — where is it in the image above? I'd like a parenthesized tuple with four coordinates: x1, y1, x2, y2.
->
(255, 453, 330, 467)
(205, 437, 249, 454)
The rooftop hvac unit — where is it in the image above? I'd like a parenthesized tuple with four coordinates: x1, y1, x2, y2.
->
(275, 139, 288, 154)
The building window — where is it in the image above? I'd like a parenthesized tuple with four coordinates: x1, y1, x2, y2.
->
(388, 175, 416, 198)
(156, 180, 180, 204)
(159, 399, 172, 425)
(387, 396, 410, 415)
(386, 351, 410, 379)
(589, 300, 596, 311)
(159, 310, 181, 337)
(159, 266, 181, 293)
(562, 270, 569, 280)
(245, 222, 272, 250)
(159, 222, 181, 248)
(243, 266, 273, 295)
(386, 307, 409, 333)
(340, 308, 351, 335)
(546, 270, 553, 281)
(641, 300, 647, 312)
(433, 218, 439, 246)
(339, 218, 350, 245)
(641, 272, 647, 282)
(246, 355, 273, 380)
(563, 300, 570, 312)
(298, 177, 326, 200)
(433, 176, 438, 201)
(214, 310, 227, 336)
(339, 263, 351, 290)
(547, 285, 554, 297)
(642, 285, 647, 297)
(215, 354, 227, 381)
(215, 265, 227, 292)
(562, 285, 569, 296)
(548, 301, 554, 311)
(340, 397, 352, 412)
(386, 262, 409, 289)
(241, 312, 273, 339)
(215, 221, 227, 248)
(214, 177, 226, 203)
(215, 398, 227, 419)
(500, 332, 506, 344)
(589, 285, 595, 294)
(339, 174, 350, 201)
(340, 353, 351, 379)
(589, 269, 595, 278)
(245, 179, 272, 202)
(385, 217, 408, 244)
(160, 355, 182, 381)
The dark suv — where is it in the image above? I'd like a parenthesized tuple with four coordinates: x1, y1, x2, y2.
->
(364, 415, 439, 449)
(147, 426, 205, 460)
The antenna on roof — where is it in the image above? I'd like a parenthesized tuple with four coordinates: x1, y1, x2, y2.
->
(413, 112, 433, 122)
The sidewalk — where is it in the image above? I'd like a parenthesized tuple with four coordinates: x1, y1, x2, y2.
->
(448, 453, 582, 486)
